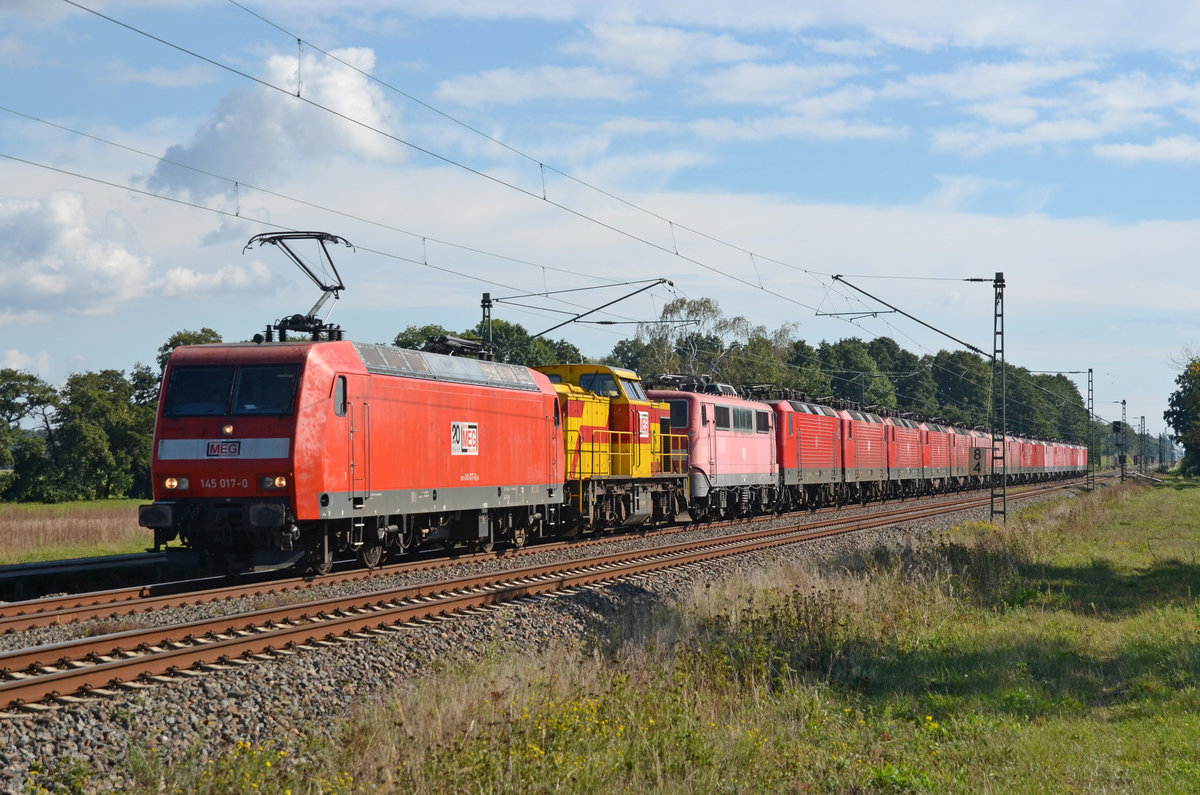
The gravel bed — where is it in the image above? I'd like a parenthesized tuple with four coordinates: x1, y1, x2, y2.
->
(0, 490, 1074, 793)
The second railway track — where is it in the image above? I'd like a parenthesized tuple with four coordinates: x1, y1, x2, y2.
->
(0, 480, 1084, 711)
(0, 481, 1076, 636)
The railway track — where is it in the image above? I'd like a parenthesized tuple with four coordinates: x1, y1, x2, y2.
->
(0, 479, 1085, 711)
(0, 552, 171, 602)
(0, 480, 1081, 636)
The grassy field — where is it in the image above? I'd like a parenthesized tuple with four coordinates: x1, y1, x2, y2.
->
(0, 500, 147, 564)
(81, 479, 1200, 791)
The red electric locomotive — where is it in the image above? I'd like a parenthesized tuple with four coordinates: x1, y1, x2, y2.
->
(139, 339, 564, 573)
(884, 414, 923, 497)
(772, 397, 842, 509)
(837, 406, 888, 503)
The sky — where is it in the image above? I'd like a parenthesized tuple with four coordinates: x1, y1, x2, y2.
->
(2, 0, 1198, 437)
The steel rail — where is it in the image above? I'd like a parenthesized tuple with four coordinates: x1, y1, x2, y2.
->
(0, 479, 1087, 634)
(0, 482, 1082, 710)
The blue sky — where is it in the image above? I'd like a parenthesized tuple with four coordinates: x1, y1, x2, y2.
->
(3, 0, 1199, 435)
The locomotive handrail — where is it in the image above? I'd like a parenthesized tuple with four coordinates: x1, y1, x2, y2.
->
(657, 432, 690, 475)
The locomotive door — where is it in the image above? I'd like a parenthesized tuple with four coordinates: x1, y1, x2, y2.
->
(346, 376, 371, 508)
(703, 403, 717, 473)
(550, 399, 560, 490)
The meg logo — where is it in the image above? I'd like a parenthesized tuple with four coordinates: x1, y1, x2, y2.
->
(206, 440, 242, 457)
(451, 422, 479, 455)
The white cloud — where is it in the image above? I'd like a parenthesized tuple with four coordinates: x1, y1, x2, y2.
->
(963, 99, 1042, 127)
(1, 348, 50, 375)
(0, 192, 276, 320)
(1078, 72, 1200, 125)
(154, 260, 274, 297)
(145, 47, 403, 196)
(0, 35, 40, 66)
(884, 59, 1099, 103)
(934, 118, 1111, 155)
(784, 85, 876, 118)
(429, 1, 1200, 53)
(692, 114, 899, 142)
(807, 37, 879, 58)
(697, 62, 861, 106)
(435, 65, 641, 108)
(563, 23, 771, 77)
(1095, 135, 1200, 163)
(104, 59, 221, 89)
(575, 149, 710, 190)
(601, 116, 681, 136)
(0, 192, 153, 316)
(922, 174, 1015, 211)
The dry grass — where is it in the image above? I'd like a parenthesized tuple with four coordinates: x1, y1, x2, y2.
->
(0, 500, 147, 564)
(120, 480, 1200, 793)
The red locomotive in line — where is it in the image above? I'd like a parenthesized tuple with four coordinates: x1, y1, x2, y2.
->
(137, 232, 1086, 573)
(139, 339, 1087, 573)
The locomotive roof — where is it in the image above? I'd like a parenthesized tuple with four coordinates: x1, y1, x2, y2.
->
(353, 342, 543, 392)
(783, 400, 839, 417)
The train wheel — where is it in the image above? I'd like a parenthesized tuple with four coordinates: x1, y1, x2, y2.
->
(476, 535, 495, 553)
(358, 542, 383, 569)
(307, 531, 334, 576)
(512, 525, 527, 550)
(307, 551, 333, 576)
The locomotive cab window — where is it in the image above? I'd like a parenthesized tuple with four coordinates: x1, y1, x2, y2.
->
(164, 365, 234, 417)
(714, 405, 731, 430)
(334, 376, 347, 417)
(579, 372, 620, 398)
(667, 400, 689, 427)
(232, 364, 300, 416)
(620, 378, 648, 401)
(756, 411, 770, 433)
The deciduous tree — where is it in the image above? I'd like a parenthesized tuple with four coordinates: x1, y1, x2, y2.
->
(1164, 356, 1200, 473)
(156, 327, 222, 374)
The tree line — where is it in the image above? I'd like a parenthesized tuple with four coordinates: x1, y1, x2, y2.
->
(0, 299, 1150, 503)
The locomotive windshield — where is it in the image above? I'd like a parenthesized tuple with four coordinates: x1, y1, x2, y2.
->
(164, 365, 234, 416)
(164, 363, 299, 417)
(579, 372, 621, 398)
(231, 364, 300, 415)
(619, 378, 648, 400)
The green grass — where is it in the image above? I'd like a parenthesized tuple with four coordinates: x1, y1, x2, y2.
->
(93, 479, 1200, 792)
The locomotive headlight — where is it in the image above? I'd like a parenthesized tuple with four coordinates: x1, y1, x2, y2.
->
(164, 477, 189, 490)
(260, 475, 288, 489)
(222, 424, 235, 436)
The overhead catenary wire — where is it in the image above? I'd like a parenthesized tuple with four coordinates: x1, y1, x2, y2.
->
(2, 142, 1081, 430)
(0, 109, 681, 333)
(0, 150, 655, 340)
(48, 0, 1015, 349)
(58, 0, 822, 317)
(36, 0, 1104, 427)
(222, 0, 832, 288)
